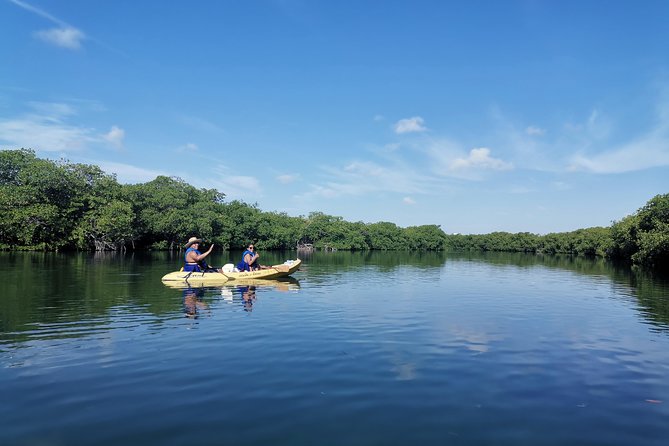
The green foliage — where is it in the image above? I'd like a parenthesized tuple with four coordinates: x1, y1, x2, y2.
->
(127, 176, 226, 250)
(0, 149, 121, 249)
(540, 227, 611, 256)
(404, 225, 448, 250)
(255, 211, 303, 249)
(610, 194, 669, 269)
(0, 150, 666, 269)
(72, 200, 135, 250)
(446, 232, 540, 253)
(364, 222, 406, 250)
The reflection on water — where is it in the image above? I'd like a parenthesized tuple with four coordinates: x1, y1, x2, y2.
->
(182, 288, 209, 318)
(1, 251, 668, 446)
(1, 250, 668, 341)
(1, 250, 667, 342)
(178, 278, 301, 316)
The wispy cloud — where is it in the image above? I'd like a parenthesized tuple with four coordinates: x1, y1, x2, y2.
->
(10, 0, 86, 50)
(296, 159, 437, 201)
(295, 95, 669, 209)
(525, 126, 545, 136)
(0, 102, 121, 152)
(27, 101, 76, 117)
(177, 114, 225, 133)
(35, 27, 85, 50)
(491, 100, 669, 174)
(394, 116, 427, 134)
(486, 105, 652, 173)
(568, 103, 669, 173)
(551, 181, 571, 191)
(221, 175, 259, 189)
(9, 0, 69, 26)
(277, 173, 299, 184)
(198, 164, 262, 201)
(94, 160, 166, 184)
(564, 109, 612, 140)
(403, 196, 416, 205)
(0, 113, 93, 151)
(211, 175, 261, 200)
(569, 138, 669, 173)
(177, 142, 199, 152)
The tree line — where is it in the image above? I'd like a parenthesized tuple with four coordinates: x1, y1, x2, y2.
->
(0, 149, 446, 252)
(0, 149, 667, 269)
(446, 195, 668, 269)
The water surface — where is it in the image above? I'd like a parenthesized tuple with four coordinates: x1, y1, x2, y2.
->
(1, 251, 668, 445)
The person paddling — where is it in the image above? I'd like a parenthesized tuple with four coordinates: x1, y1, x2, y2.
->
(184, 237, 218, 272)
(237, 244, 270, 271)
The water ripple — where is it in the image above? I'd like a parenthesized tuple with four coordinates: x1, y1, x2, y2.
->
(1, 253, 669, 445)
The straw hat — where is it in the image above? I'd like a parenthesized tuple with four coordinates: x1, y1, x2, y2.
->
(184, 237, 202, 248)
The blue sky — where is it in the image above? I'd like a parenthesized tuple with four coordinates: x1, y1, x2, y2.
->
(1, 0, 668, 234)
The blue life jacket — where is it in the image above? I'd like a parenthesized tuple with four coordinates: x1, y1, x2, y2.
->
(184, 247, 204, 272)
(236, 249, 255, 272)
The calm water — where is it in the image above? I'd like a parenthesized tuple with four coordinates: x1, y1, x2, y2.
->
(1, 251, 669, 445)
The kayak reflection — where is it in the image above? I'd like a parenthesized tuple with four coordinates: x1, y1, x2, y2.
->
(165, 276, 300, 291)
(222, 277, 301, 312)
(172, 277, 300, 316)
(183, 287, 210, 319)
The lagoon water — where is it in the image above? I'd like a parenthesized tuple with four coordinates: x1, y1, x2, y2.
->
(1, 251, 669, 445)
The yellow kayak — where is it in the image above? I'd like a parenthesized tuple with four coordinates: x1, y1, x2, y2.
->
(161, 259, 301, 285)
(224, 259, 301, 280)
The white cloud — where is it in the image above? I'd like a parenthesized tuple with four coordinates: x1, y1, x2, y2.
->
(344, 161, 386, 176)
(95, 161, 165, 184)
(27, 101, 76, 118)
(10, 0, 67, 25)
(177, 114, 225, 133)
(509, 186, 532, 194)
(277, 173, 299, 184)
(569, 142, 669, 173)
(0, 114, 94, 151)
(450, 148, 513, 172)
(373, 114, 385, 122)
(403, 197, 416, 205)
(394, 116, 427, 134)
(568, 103, 669, 173)
(10, 1, 86, 50)
(222, 175, 259, 190)
(103, 126, 125, 149)
(585, 109, 612, 140)
(490, 107, 617, 173)
(205, 173, 262, 201)
(0, 102, 121, 152)
(177, 142, 199, 152)
(35, 27, 85, 50)
(297, 159, 437, 201)
(525, 126, 545, 136)
(551, 181, 571, 191)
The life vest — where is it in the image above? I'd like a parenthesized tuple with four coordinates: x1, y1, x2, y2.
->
(236, 249, 255, 271)
(184, 247, 204, 272)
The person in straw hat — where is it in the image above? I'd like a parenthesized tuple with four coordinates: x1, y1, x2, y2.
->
(183, 237, 219, 272)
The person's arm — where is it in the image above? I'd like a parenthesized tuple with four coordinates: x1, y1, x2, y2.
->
(188, 245, 214, 263)
(198, 244, 214, 261)
(244, 252, 259, 265)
